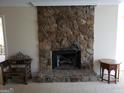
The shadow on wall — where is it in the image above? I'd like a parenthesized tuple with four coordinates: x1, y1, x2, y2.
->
(0, 67, 3, 84)
(93, 59, 100, 75)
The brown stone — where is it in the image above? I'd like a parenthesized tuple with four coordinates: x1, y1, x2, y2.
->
(37, 6, 95, 71)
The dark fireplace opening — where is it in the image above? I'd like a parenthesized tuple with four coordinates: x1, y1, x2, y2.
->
(52, 49, 81, 70)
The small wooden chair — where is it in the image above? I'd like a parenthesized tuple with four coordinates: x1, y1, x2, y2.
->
(0, 52, 32, 85)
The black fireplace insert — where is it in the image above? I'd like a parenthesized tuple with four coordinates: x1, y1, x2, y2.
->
(52, 49, 81, 70)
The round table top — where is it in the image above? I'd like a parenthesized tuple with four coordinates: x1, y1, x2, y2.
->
(99, 59, 121, 65)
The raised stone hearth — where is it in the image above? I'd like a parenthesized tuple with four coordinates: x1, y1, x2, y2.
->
(38, 69, 96, 82)
(37, 6, 96, 82)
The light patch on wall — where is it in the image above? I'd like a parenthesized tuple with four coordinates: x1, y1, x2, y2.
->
(0, 17, 5, 61)
(116, 3, 124, 70)
(0, 17, 4, 45)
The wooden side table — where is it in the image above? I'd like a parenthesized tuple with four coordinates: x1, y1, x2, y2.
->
(99, 59, 121, 84)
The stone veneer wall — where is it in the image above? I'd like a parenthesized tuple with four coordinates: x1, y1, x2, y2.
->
(37, 6, 95, 71)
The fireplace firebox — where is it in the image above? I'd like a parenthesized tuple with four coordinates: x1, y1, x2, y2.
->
(52, 49, 81, 70)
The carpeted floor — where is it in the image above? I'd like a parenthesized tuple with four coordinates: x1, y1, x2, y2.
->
(0, 71, 124, 93)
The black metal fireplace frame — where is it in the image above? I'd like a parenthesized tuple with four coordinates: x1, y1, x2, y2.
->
(52, 49, 81, 69)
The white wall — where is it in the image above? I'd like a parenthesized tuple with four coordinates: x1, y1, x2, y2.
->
(0, 0, 120, 6)
(0, 5, 118, 76)
(94, 5, 118, 74)
(0, 7, 39, 76)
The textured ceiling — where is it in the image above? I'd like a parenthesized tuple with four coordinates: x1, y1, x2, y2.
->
(0, 0, 123, 6)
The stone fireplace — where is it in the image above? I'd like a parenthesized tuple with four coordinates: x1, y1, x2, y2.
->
(37, 6, 96, 82)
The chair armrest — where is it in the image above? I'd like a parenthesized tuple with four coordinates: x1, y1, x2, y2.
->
(0, 60, 10, 72)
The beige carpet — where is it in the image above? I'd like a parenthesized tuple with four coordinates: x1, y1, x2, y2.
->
(0, 71, 124, 93)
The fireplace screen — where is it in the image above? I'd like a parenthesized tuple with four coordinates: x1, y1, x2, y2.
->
(52, 49, 81, 70)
